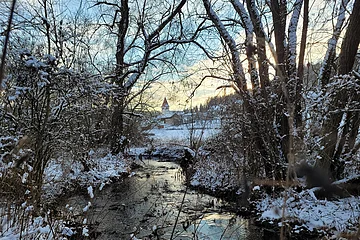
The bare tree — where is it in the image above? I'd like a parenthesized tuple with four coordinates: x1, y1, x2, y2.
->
(200, 0, 308, 179)
(319, 0, 360, 179)
(93, 0, 201, 154)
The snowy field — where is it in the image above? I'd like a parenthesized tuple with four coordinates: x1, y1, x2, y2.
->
(147, 121, 220, 145)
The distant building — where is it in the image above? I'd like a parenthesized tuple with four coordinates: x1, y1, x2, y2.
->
(162, 97, 170, 113)
(159, 112, 183, 126)
(157, 97, 183, 126)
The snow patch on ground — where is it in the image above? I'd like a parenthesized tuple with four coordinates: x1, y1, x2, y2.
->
(1, 148, 131, 239)
(190, 152, 241, 192)
(256, 189, 360, 236)
(1, 215, 69, 239)
(42, 149, 130, 200)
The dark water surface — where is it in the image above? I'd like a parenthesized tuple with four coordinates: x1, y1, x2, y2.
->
(66, 160, 262, 239)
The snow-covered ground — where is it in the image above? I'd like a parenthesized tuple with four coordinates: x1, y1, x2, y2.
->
(42, 149, 132, 199)
(147, 121, 220, 145)
(1, 148, 133, 239)
(256, 188, 360, 237)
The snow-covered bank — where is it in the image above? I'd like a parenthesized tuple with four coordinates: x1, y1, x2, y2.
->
(188, 155, 360, 238)
(256, 188, 360, 238)
(1, 148, 132, 239)
(190, 152, 242, 192)
(43, 148, 131, 199)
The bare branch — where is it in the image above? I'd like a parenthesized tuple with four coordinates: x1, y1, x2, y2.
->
(148, 0, 187, 41)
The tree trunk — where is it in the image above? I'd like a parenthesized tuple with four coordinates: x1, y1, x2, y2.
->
(270, 0, 291, 164)
(338, 0, 360, 75)
(246, 0, 270, 93)
(295, 0, 309, 128)
(202, 0, 247, 93)
(230, 0, 259, 93)
(270, 0, 287, 77)
(110, 0, 129, 154)
(319, 0, 360, 179)
(318, 0, 350, 86)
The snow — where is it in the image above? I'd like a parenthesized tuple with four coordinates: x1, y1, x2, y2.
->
(24, 56, 47, 69)
(148, 121, 220, 145)
(256, 189, 360, 235)
(42, 148, 130, 199)
(61, 227, 74, 236)
(190, 154, 240, 192)
(1, 147, 131, 239)
(0, 215, 67, 240)
(21, 172, 28, 184)
(87, 186, 94, 198)
(82, 226, 89, 236)
(83, 202, 91, 212)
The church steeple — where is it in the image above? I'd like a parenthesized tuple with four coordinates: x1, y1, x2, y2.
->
(162, 97, 169, 113)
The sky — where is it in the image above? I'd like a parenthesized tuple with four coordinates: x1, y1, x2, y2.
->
(2, 0, 352, 111)
(150, 77, 232, 111)
(144, 0, 351, 111)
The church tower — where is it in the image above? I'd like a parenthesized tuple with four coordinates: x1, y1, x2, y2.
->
(161, 97, 170, 113)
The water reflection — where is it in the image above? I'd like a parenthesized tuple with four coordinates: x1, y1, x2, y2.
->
(172, 213, 253, 239)
(64, 160, 262, 239)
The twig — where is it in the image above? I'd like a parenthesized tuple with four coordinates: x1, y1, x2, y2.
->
(170, 185, 188, 239)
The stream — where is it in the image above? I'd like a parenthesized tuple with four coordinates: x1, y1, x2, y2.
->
(65, 160, 263, 239)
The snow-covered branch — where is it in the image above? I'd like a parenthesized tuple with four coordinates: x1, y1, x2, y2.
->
(288, 0, 303, 78)
(230, 0, 253, 43)
(202, 0, 247, 92)
(318, 0, 350, 86)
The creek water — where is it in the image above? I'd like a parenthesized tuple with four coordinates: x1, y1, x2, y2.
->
(65, 160, 262, 239)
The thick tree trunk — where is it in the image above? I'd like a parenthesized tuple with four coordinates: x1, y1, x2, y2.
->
(295, 0, 309, 128)
(319, 0, 360, 179)
(318, 0, 350, 86)
(110, 98, 125, 154)
(270, 0, 291, 164)
(110, 0, 129, 154)
(338, 0, 360, 75)
(246, 0, 270, 92)
(270, 0, 287, 77)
